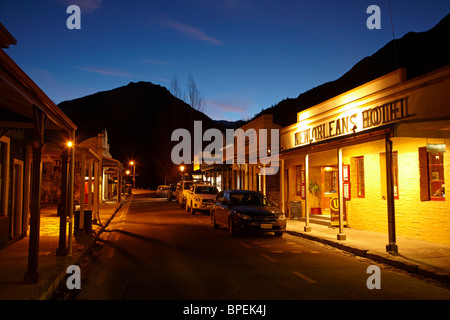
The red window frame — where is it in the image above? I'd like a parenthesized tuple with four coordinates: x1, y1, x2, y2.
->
(356, 156, 365, 198)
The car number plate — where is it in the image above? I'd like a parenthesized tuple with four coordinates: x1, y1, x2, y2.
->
(260, 224, 273, 229)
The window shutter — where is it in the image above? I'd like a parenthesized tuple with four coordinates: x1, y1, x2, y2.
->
(418, 147, 430, 201)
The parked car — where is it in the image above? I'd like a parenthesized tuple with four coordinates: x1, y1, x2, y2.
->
(210, 190, 286, 237)
(156, 185, 169, 197)
(167, 184, 177, 201)
(186, 184, 219, 214)
(177, 180, 194, 207)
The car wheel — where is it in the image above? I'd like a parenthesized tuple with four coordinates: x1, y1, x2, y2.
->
(274, 231, 284, 237)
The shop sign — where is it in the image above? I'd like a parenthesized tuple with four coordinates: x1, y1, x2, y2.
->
(294, 97, 412, 146)
(104, 168, 117, 176)
(330, 196, 348, 226)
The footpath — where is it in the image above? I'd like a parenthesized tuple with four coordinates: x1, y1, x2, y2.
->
(1, 190, 449, 300)
(0, 197, 127, 300)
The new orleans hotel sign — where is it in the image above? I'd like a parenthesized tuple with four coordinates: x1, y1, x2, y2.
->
(294, 97, 412, 146)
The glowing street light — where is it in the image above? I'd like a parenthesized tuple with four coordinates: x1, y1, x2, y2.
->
(129, 160, 136, 189)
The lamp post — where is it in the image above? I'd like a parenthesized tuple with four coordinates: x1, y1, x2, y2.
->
(130, 161, 136, 189)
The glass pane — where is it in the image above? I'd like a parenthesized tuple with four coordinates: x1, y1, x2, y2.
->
(429, 152, 445, 198)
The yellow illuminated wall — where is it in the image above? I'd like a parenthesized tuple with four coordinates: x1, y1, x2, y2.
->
(342, 137, 450, 246)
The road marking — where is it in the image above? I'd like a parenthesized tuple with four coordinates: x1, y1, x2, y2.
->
(291, 271, 317, 284)
(240, 242, 252, 248)
(309, 250, 320, 254)
(269, 250, 283, 253)
(260, 253, 277, 262)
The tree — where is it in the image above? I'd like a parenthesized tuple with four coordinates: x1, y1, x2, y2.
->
(170, 74, 205, 113)
(170, 75, 185, 101)
(186, 74, 205, 113)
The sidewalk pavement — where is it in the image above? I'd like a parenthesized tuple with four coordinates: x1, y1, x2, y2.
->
(0, 198, 126, 300)
(286, 219, 450, 285)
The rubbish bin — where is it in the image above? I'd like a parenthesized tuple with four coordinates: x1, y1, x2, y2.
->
(74, 210, 93, 232)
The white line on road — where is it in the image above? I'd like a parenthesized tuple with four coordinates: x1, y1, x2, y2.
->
(260, 253, 277, 262)
(291, 271, 317, 284)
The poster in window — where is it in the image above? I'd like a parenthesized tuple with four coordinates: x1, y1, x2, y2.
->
(344, 182, 351, 200)
(343, 164, 350, 182)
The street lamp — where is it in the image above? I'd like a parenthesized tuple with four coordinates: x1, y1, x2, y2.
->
(129, 161, 136, 189)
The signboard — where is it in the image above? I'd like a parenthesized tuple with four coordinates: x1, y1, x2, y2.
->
(104, 168, 117, 177)
(294, 97, 412, 147)
(330, 196, 348, 226)
(290, 201, 302, 220)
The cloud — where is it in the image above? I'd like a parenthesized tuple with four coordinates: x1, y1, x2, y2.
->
(75, 66, 135, 77)
(205, 98, 253, 121)
(206, 100, 248, 114)
(158, 19, 224, 46)
(66, 0, 102, 14)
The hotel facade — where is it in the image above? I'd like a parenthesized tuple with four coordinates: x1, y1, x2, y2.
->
(279, 66, 450, 248)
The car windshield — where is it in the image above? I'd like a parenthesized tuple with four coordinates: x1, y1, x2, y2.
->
(196, 186, 218, 194)
(230, 193, 271, 206)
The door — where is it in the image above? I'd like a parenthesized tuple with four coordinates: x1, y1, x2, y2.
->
(214, 191, 229, 225)
(11, 159, 24, 238)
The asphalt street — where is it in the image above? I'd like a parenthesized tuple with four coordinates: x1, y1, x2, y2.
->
(74, 192, 450, 301)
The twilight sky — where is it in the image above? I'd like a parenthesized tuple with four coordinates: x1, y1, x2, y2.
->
(1, 0, 449, 121)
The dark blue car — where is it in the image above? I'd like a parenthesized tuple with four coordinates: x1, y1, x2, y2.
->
(210, 190, 286, 237)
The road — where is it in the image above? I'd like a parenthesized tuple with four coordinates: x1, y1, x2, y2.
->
(75, 192, 450, 301)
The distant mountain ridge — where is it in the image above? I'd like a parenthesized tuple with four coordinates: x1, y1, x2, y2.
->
(59, 81, 222, 188)
(253, 13, 450, 126)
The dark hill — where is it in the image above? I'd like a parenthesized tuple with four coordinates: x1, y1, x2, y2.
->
(59, 81, 222, 188)
(255, 13, 450, 126)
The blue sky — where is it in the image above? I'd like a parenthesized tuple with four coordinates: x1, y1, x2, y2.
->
(1, 0, 449, 121)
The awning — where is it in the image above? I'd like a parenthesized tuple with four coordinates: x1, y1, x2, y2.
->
(102, 156, 124, 170)
(394, 117, 450, 139)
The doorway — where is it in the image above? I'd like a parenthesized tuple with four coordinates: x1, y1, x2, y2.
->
(11, 159, 24, 238)
(321, 166, 338, 215)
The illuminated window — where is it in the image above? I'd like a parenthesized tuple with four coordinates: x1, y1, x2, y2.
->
(356, 156, 365, 198)
(418, 147, 445, 201)
(429, 151, 445, 200)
